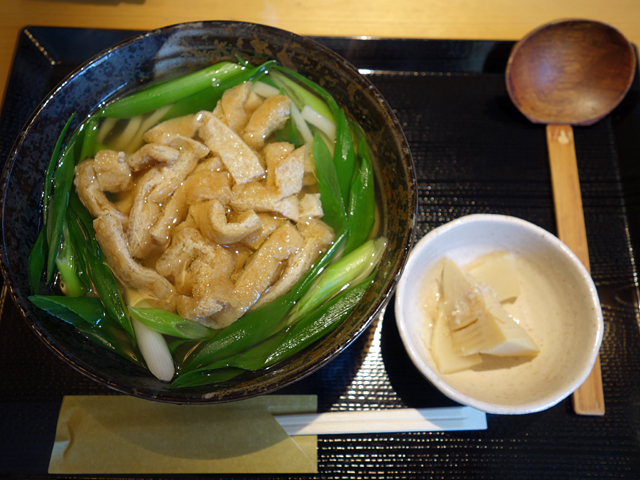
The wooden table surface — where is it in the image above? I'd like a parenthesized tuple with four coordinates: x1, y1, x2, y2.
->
(1, 0, 639, 109)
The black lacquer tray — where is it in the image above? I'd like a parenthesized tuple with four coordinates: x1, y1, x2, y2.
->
(1, 26, 640, 479)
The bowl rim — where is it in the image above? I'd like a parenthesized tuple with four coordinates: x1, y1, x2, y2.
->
(0, 20, 417, 403)
(394, 213, 604, 415)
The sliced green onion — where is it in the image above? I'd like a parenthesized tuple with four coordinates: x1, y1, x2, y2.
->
(102, 61, 242, 118)
(65, 204, 92, 292)
(66, 206, 135, 345)
(180, 294, 294, 373)
(332, 108, 356, 203)
(349, 118, 367, 149)
(78, 115, 100, 163)
(274, 118, 303, 147)
(264, 273, 375, 367)
(343, 142, 376, 255)
(169, 329, 288, 388)
(312, 132, 346, 234)
(43, 113, 76, 227)
(159, 61, 277, 122)
(29, 295, 105, 325)
(28, 113, 76, 291)
(55, 219, 85, 297)
(69, 189, 97, 239)
(128, 307, 218, 340)
(29, 295, 143, 367)
(348, 237, 386, 286)
(46, 133, 79, 282)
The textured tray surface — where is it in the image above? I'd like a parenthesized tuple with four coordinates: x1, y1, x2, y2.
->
(1, 26, 640, 479)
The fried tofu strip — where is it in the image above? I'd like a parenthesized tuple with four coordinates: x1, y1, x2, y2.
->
(183, 170, 232, 205)
(155, 226, 209, 295)
(127, 143, 180, 172)
(199, 112, 265, 185)
(227, 243, 253, 275)
(149, 185, 189, 248)
(93, 150, 133, 192)
(209, 222, 304, 326)
(231, 182, 299, 221)
(264, 142, 294, 173)
(143, 113, 202, 144)
(227, 142, 304, 221)
(242, 95, 291, 150)
(253, 218, 334, 309)
(265, 143, 305, 198)
(176, 290, 225, 324)
(214, 82, 264, 133)
(147, 139, 208, 204)
(241, 213, 284, 250)
(74, 161, 129, 229)
(303, 145, 317, 186)
(299, 193, 324, 219)
(234, 222, 304, 306)
(190, 199, 262, 245)
(192, 155, 225, 174)
(126, 144, 184, 256)
(151, 134, 210, 161)
(176, 250, 236, 323)
(218, 82, 252, 133)
(127, 138, 208, 258)
(93, 214, 176, 312)
(155, 227, 236, 324)
(126, 167, 164, 259)
(245, 89, 264, 114)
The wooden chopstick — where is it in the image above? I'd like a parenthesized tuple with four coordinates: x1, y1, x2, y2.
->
(273, 406, 487, 435)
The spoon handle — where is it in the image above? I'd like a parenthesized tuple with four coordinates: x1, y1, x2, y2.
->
(546, 124, 605, 416)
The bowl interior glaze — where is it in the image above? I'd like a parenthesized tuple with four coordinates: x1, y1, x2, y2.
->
(0, 21, 416, 403)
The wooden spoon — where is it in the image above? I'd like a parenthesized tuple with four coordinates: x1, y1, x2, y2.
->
(505, 19, 636, 416)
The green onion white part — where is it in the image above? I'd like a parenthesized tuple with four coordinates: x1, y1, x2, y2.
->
(131, 317, 175, 382)
(302, 105, 336, 143)
(252, 80, 280, 98)
(290, 101, 314, 145)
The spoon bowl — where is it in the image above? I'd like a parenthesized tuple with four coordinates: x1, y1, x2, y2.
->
(506, 19, 635, 126)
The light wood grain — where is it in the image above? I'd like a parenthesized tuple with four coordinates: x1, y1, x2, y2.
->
(547, 125, 590, 269)
(2, 0, 640, 105)
(546, 124, 605, 416)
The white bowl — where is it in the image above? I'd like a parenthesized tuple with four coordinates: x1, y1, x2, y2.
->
(395, 214, 603, 415)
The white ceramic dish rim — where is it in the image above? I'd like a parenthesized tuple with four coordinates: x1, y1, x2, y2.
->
(394, 213, 604, 415)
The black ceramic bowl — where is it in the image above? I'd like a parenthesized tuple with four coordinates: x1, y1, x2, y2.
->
(0, 21, 416, 403)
